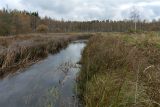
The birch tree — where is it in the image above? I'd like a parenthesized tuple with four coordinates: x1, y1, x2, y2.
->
(130, 7, 140, 32)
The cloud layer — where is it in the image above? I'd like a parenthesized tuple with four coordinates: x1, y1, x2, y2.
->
(0, 0, 160, 21)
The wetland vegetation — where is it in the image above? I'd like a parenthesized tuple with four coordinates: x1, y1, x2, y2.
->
(78, 32, 160, 107)
(1, 2, 160, 107)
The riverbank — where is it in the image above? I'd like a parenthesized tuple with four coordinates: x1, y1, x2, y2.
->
(0, 33, 92, 77)
(0, 40, 86, 107)
(78, 32, 160, 107)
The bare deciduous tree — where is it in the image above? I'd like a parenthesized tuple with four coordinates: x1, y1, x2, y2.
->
(130, 7, 140, 31)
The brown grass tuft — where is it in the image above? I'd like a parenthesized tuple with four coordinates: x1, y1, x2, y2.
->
(78, 32, 160, 107)
(0, 33, 92, 77)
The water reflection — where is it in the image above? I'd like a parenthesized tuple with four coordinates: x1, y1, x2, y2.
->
(0, 40, 86, 107)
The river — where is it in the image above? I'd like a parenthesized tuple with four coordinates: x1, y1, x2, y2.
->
(0, 40, 86, 107)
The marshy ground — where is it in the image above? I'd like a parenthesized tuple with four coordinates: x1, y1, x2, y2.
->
(1, 32, 160, 107)
(78, 32, 160, 107)
(0, 33, 92, 77)
(0, 40, 86, 107)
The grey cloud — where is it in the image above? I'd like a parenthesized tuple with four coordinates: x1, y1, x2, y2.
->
(0, 0, 160, 20)
(21, 0, 76, 14)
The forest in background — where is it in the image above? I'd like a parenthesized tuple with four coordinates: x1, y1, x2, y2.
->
(1, 8, 160, 36)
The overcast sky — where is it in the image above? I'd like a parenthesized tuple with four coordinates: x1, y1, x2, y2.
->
(0, 0, 160, 21)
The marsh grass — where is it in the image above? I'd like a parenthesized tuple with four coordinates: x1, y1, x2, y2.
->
(0, 33, 92, 77)
(78, 32, 160, 107)
(0, 37, 70, 76)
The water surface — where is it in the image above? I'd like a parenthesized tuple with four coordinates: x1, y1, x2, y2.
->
(0, 40, 86, 107)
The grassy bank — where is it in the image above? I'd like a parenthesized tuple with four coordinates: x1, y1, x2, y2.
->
(78, 32, 160, 107)
(0, 33, 92, 77)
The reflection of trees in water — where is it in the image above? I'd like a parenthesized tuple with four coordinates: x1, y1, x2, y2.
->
(57, 60, 81, 86)
(55, 60, 82, 107)
(38, 60, 80, 107)
(57, 60, 81, 75)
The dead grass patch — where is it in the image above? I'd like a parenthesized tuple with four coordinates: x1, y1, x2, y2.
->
(78, 32, 160, 107)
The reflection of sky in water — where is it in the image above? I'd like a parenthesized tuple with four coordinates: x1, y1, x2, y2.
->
(0, 41, 86, 107)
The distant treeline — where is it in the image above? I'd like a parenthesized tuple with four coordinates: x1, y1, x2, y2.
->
(0, 8, 160, 36)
